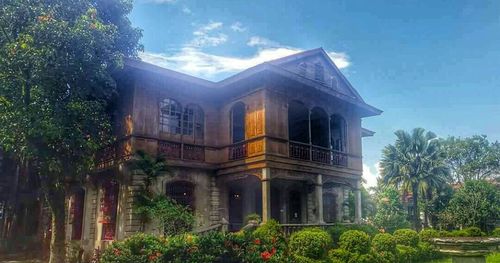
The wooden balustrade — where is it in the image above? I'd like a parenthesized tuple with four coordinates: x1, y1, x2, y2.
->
(289, 141, 348, 167)
(228, 141, 247, 160)
(158, 140, 181, 159)
(183, 144, 205, 161)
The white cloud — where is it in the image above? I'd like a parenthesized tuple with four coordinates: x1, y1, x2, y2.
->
(182, 6, 192, 14)
(247, 36, 280, 47)
(230, 22, 246, 32)
(140, 46, 350, 80)
(190, 22, 227, 47)
(363, 162, 381, 189)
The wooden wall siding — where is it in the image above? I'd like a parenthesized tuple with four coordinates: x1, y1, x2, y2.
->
(247, 139, 265, 157)
(245, 109, 264, 139)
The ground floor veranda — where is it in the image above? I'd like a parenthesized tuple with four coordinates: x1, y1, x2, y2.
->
(0, 166, 363, 260)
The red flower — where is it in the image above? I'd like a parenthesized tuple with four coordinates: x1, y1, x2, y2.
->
(271, 247, 276, 255)
(113, 248, 121, 256)
(254, 239, 261, 245)
(261, 251, 272, 261)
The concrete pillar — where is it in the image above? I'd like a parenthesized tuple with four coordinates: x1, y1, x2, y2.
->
(261, 168, 271, 222)
(209, 176, 220, 225)
(354, 180, 362, 223)
(343, 187, 350, 222)
(316, 174, 324, 224)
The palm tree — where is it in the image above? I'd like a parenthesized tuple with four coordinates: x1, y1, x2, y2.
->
(380, 128, 449, 231)
(131, 150, 170, 191)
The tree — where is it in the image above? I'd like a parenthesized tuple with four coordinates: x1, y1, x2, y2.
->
(0, 1, 141, 262)
(372, 186, 410, 233)
(442, 180, 499, 231)
(131, 151, 194, 236)
(380, 128, 449, 231)
(442, 135, 500, 184)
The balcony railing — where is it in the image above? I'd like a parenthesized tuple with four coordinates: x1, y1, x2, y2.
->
(289, 141, 348, 167)
(158, 140, 205, 162)
(96, 139, 132, 170)
(228, 141, 247, 160)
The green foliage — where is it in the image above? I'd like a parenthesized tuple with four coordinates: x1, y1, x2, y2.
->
(327, 223, 379, 248)
(134, 193, 193, 236)
(131, 150, 169, 190)
(289, 228, 332, 260)
(372, 187, 410, 233)
(393, 229, 419, 247)
(328, 248, 353, 263)
(417, 241, 440, 261)
(371, 233, 396, 253)
(101, 233, 166, 263)
(419, 229, 440, 242)
(252, 219, 281, 242)
(380, 128, 449, 231)
(442, 135, 500, 183)
(443, 180, 500, 230)
(338, 230, 371, 254)
(492, 227, 500, 237)
(450, 227, 485, 237)
(245, 213, 262, 224)
(396, 245, 419, 263)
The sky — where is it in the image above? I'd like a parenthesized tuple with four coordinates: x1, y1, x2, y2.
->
(130, 0, 500, 188)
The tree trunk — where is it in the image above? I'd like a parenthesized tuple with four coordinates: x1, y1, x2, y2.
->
(412, 184, 421, 231)
(47, 187, 66, 263)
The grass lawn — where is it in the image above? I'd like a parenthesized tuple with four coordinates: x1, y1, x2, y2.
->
(427, 252, 500, 263)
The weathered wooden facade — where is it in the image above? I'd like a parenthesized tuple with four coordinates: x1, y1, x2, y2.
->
(60, 48, 381, 255)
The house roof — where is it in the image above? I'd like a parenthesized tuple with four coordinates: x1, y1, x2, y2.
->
(125, 48, 382, 117)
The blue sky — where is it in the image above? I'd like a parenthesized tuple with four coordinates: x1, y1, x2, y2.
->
(130, 0, 500, 187)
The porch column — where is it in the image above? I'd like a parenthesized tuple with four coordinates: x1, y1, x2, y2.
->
(261, 168, 271, 222)
(342, 187, 350, 222)
(354, 180, 362, 223)
(316, 174, 325, 224)
(209, 176, 220, 225)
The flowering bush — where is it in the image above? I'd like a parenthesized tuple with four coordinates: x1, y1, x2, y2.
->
(289, 228, 332, 260)
(338, 230, 371, 254)
(100, 233, 167, 263)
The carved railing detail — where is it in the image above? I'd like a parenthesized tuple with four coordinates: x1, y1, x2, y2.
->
(289, 141, 348, 167)
(158, 141, 181, 159)
(228, 141, 247, 160)
(183, 144, 205, 161)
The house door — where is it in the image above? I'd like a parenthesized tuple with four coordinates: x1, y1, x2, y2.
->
(228, 188, 243, 231)
(288, 190, 302, 223)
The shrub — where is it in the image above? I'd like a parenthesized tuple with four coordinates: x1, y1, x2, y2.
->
(417, 241, 440, 261)
(492, 227, 500, 237)
(101, 233, 166, 263)
(328, 248, 353, 263)
(338, 230, 371, 254)
(438, 230, 451, 237)
(371, 233, 396, 253)
(327, 224, 349, 246)
(371, 251, 397, 263)
(393, 229, 419, 247)
(396, 245, 418, 263)
(252, 219, 282, 242)
(289, 228, 332, 260)
(419, 228, 440, 242)
(351, 224, 379, 237)
(450, 227, 485, 237)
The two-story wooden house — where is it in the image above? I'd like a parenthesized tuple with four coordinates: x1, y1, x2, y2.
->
(64, 48, 381, 253)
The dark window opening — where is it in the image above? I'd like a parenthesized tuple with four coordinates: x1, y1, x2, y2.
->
(323, 192, 337, 223)
(288, 101, 310, 143)
(101, 180, 119, 241)
(166, 181, 195, 210)
(71, 189, 85, 240)
(330, 115, 347, 152)
(310, 107, 329, 147)
(231, 102, 246, 143)
(183, 104, 204, 140)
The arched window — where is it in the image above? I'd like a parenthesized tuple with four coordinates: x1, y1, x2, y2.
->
(166, 181, 195, 210)
(288, 101, 309, 143)
(310, 107, 329, 147)
(323, 192, 337, 223)
(230, 102, 245, 143)
(182, 104, 204, 140)
(159, 98, 182, 134)
(298, 62, 307, 76)
(330, 115, 347, 152)
(314, 63, 324, 82)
